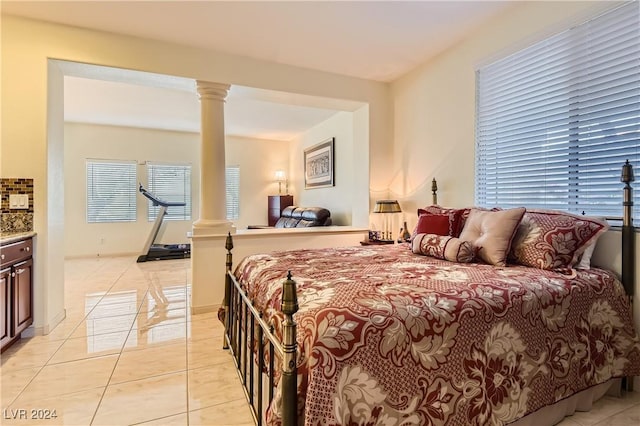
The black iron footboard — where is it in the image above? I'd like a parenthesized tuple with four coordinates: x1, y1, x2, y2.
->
(222, 233, 298, 426)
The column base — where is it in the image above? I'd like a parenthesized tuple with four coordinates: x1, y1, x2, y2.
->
(191, 219, 236, 237)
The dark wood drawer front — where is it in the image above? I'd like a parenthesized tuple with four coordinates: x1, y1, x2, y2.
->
(1, 239, 33, 267)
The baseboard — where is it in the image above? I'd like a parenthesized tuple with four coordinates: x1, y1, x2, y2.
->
(64, 252, 139, 260)
(190, 304, 220, 315)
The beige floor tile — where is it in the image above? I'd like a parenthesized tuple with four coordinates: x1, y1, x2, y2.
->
(188, 363, 247, 411)
(571, 395, 640, 426)
(123, 322, 187, 350)
(135, 307, 187, 330)
(87, 299, 143, 318)
(18, 354, 118, 400)
(132, 412, 189, 425)
(138, 300, 187, 315)
(187, 338, 234, 370)
(0, 367, 41, 407)
(0, 340, 64, 371)
(69, 312, 138, 338)
(110, 342, 186, 384)
(592, 403, 640, 425)
(188, 398, 255, 426)
(556, 418, 585, 426)
(92, 371, 187, 425)
(187, 315, 225, 342)
(37, 325, 77, 342)
(47, 330, 129, 365)
(3, 387, 104, 425)
(188, 310, 219, 323)
(19, 328, 71, 344)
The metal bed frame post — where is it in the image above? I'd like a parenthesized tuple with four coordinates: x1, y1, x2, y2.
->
(280, 272, 299, 426)
(223, 233, 233, 349)
(621, 160, 635, 392)
(431, 178, 438, 205)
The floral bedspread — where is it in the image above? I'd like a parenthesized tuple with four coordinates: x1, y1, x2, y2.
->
(234, 244, 640, 426)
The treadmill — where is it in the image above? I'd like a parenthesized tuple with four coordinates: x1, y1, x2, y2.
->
(137, 184, 190, 263)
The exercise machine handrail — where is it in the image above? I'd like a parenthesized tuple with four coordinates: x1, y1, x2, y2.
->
(139, 184, 186, 208)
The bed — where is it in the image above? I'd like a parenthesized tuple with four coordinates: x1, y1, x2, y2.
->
(221, 162, 639, 426)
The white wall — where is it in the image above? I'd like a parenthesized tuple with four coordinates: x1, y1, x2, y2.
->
(289, 111, 356, 225)
(226, 135, 290, 229)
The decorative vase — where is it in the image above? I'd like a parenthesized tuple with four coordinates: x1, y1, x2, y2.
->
(401, 221, 412, 242)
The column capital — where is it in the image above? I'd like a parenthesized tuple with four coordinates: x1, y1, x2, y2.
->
(196, 81, 230, 101)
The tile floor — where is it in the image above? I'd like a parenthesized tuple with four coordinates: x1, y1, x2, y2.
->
(1, 256, 252, 425)
(0, 255, 639, 425)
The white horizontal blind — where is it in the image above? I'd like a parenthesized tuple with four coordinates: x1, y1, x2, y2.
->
(147, 163, 192, 221)
(476, 2, 640, 221)
(86, 160, 137, 223)
(226, 166, 240, 220)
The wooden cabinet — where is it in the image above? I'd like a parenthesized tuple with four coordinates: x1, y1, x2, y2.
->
(1, 237, 33, 352)
(268, 195, 294, 226)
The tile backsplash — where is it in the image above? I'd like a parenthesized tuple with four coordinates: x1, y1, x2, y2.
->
(1, 178, 34, 233)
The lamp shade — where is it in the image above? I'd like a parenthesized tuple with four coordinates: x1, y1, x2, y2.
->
(373, 200, 402, 214)
(274, 170, 286, 182)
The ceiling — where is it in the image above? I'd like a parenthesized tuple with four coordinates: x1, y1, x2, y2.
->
(3, 0, 515, 140)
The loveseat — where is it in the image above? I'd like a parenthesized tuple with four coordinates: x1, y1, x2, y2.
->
(274, 206, 332, 228)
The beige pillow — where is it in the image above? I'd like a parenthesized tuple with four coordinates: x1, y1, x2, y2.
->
(459, 207, 525, 266)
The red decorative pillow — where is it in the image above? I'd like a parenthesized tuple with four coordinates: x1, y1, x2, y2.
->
(416, 206, 466, 237)
(412, 233, 476, 263)
(415, 213, 451, 236)
(509, 209, 608, 271)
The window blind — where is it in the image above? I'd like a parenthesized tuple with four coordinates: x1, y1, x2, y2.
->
(147, 163, 192, 221)
(86, 160, 137, 223)
(476, 2, 640, 221)
(226, 166, 240, 220)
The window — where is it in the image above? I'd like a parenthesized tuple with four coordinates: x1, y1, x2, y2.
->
(226, 166, 240, 220)
(147, 163, 192, 221)
(476, 2, 639, 221)
(86, 160, 137, 223)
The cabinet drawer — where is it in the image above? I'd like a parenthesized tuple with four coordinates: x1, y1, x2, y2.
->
(1, 239, 33, 267)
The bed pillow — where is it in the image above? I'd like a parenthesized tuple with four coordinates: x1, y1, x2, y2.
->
(414, 213, 451, 236)
(575, 241, 597, 269)
(416, 206, 466, 237)
(459, 207, 526, 267)
(412, 233, 476, 263)
(509, 209, 608, 271)
(573, 215, 607, 269)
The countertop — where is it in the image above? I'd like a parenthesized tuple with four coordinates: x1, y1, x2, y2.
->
(0, 231, 37, 245)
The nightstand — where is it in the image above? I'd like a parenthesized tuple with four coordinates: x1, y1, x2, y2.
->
(268, 195, 294, 226)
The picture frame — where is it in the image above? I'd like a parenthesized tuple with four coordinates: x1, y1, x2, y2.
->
(304, 138, 335, 189)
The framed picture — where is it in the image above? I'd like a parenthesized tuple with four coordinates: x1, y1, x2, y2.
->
(304, 138, 335, 189)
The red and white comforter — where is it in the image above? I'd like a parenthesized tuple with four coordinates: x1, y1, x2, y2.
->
(234, 244, 640, 426)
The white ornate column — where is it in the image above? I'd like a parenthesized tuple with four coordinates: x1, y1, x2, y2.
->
(192, 80, 234, 236)
(190, 81, 234, 314)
